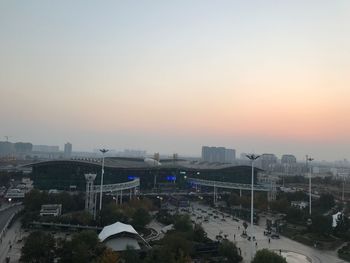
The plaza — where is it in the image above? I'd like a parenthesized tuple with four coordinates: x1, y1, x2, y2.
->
(184, 202, 345, 263)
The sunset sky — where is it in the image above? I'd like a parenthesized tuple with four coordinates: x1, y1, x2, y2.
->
(1, 1, 350, 161)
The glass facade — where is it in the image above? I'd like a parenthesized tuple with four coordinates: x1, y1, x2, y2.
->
(30, 161, 257, 191)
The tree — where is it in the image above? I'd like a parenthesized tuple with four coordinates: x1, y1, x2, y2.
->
(20, 231, 55, 263)
(144, 246, 176, 263)
(219, 239, 242, 263)
(255, 193, 268, 211)
(285, 207, 304, 223)
(269, 199, 289, 214)
(162, 232, 193, 261)
(193, 224, 207, 242)
(174, 214, 192, 232)
(0, 171, 11, 187)
(99, 203, 127, 226)
(334, 214, 350, 239)
(132, 208, 151, 229)
(311, 215, 332, 236)
(23, 189, 49, 212)
(57, 231, 104, 263)
(218, 240, 242, 262)
(121, 246, 141, 263)
(318, 194, 335, 211)
(98, 248, 120, 263)
(226, 193, 240, 207)
(251, 249, 287, 263)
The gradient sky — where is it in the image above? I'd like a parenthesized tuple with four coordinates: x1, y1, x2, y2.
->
(1, 1, 350, 161)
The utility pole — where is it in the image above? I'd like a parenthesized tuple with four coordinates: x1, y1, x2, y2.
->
(342, 173, 346, 203)
(246, 154, 260, 260)
(99, 148, 109, 211)
(306, 155, 314, 215)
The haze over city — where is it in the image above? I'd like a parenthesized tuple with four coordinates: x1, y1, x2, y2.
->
(1, 1, 350, 161)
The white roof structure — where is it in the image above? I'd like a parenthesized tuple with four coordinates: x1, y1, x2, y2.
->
(98, 222, 151, 251)
(98, 222, 138, 242)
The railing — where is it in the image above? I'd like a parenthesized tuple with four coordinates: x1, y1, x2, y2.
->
(186, 177, 271, 191)
(30, 221, 102, 230)
(92, 178, 140, 193)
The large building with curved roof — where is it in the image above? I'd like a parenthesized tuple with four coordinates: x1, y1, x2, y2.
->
(27, 157, 260, 191)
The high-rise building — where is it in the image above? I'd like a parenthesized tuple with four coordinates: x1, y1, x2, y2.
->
(33, 145, 60, 152)
(201, 146, 236, 163)
(258, 153, 278, 171)
(281, 154, 297, 164)
(225, 148, 236, 163)
(0, 141, 32, 156)
(64, 142, 72, 158)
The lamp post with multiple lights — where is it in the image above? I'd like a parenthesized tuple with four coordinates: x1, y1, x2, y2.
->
(99, 148, 109, 211)
(246, 153, 260, 260)
(306, 155, 314, 215)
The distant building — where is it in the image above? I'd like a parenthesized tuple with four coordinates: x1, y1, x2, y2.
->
(122, 149, 146, 158)
(281, 154, 297, 174)
(258, 154, 278, 171)
(0, 141, 32, 157)
(5, 188, 25, 200)
(64, 142, 72, 158)
(33, 145, 59, 153)
(40, 204, 62, 217)
(201, 146, 236, 163)
(291, 201, 308, 210)
(28, 158, 257, 191)
(281, 155, 297, 164)
(225, 149, 236, 163)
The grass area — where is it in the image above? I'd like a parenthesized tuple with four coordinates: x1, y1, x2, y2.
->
(293, 233, 343, 250)
(282, 224, 343, 250)
(281, 225, 306, 239)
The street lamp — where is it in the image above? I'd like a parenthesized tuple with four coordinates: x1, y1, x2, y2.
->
(99, 148, 109, 211)
(306, 155, 314, 215)
(246, 153, 260, 260)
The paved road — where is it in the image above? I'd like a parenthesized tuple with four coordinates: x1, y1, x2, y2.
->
(184, 203, 345, 263)
(0, 205, 22, 233)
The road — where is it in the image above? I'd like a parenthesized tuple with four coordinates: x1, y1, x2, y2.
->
(183, 202, 345, 263)
(0, 204, 22, 233)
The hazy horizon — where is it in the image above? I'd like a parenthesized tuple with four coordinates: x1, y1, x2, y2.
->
(1, 1, 350, 162)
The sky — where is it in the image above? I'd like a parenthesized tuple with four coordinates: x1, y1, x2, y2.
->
(0, 1, 350, 161)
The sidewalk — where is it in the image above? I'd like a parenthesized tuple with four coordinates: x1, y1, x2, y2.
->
(0, 220, 23, 263)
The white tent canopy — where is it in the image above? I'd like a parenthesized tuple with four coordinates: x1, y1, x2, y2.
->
(98, 221, 138, 242)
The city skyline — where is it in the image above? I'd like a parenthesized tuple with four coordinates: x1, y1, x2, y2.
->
(1, 1, 350, 161)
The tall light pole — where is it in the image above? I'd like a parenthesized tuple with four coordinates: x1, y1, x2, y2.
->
(306, 155, 313, 215)
(246, 153, 260, 260)
(99, 148, 109, 211)
(342, 173, 345, 203)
